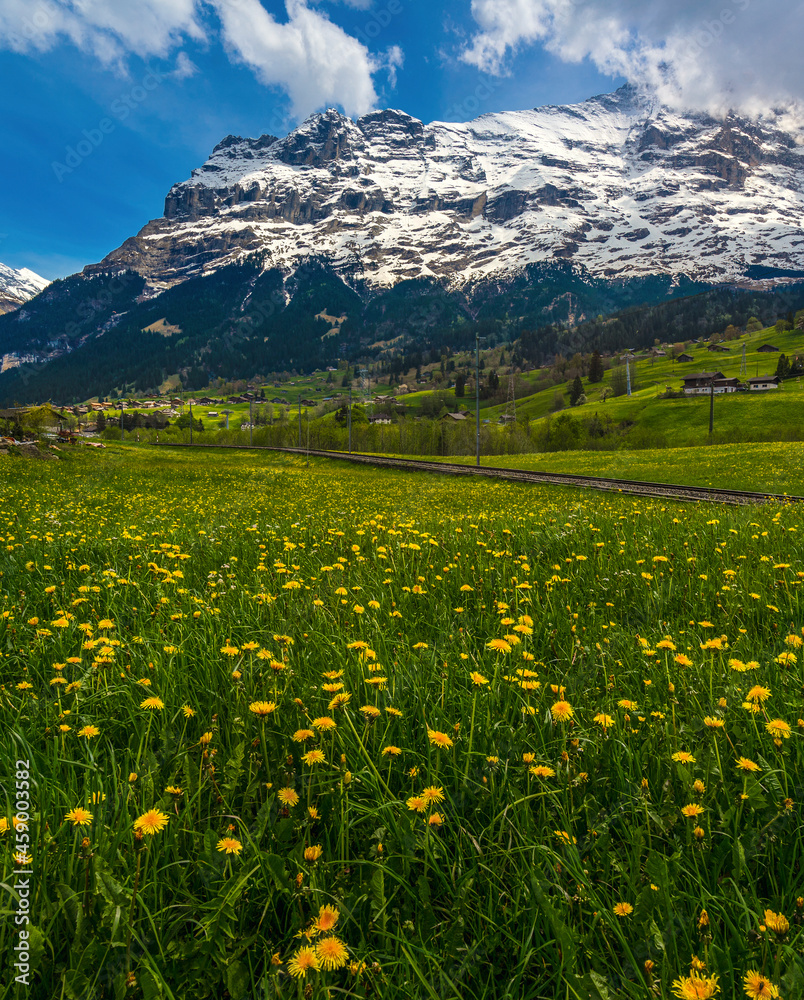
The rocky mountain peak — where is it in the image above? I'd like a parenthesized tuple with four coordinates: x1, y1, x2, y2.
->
(88, 87, 804, 289)
(0, 263, 49, 316)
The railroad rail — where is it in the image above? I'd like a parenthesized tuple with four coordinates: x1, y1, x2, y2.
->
(156, 443, 802, 505)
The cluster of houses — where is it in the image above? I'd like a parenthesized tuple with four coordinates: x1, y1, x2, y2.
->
(679, 372, 780, 395)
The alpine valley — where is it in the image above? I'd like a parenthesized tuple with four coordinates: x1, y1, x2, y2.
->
(3, 84, 804, 403)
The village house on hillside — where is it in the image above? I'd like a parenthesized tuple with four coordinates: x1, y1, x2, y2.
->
(747, 375, 780, 390)
(680, 372, 741, 395)
(677, 353, 694, 363)
(757, 344, 780, 353)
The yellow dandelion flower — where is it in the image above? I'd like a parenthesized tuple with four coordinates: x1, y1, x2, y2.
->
(216, 837, 243, 855)
(315, 935, 349, 971)
(249, 701, 276, 718)
(65, 807, 93, 827)
(287, 946, 319, 979)
(133, 809, 169, 836)
(277, 788, 300, 807)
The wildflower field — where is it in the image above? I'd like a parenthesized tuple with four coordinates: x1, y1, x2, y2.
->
(1, 446, 803, 1000)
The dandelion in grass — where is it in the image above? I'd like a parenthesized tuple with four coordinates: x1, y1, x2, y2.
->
(302, 750, 326, 766)
(682, 804, 705, 818)
(181, 705, 195, 718)
(551, 700, 574, 723)
(312, 716, 337, 731)
(328, 693, 352, 710)
(314, 905, 340, 933)
(703, 717, 725, 730)
(554, 830, 576, 845)
(65, 807, 93, 827)
(287, 946, 319, 978)
(422, 786, 445, 804)
(277, 788, 300, 807)
(78, 725, 100, 739)
(529, 765, 555, 778)
(217, 837, 243, 855)
(672, 751, 696, 764)
(746, 685, 771, 703)
(765, 719, 791, 739)
(486, 638, 511, 653)
(613, 902, 633, 917)
(742, 971, 780, 998)
(407, 795, 427, 812)
(140, 696, 164, 711)
(736, 757, 761, 773)
(427, 729, 453, 749)
(382, 745, 401, 757)
(763, 910, 789, 936)
(134, 809, 169, 836)
(293, 729, 314, 743)
(304, 845, 323, 862)
(675, 654, 693, 667)
(593, 713, 614, 730)
(428, 812, 444, 826)
(360, 705, 380, 721)
(470, 671, 489, 686)
(671, 972, 720, 998)
(316, 935, 349, 971)
(249, 701, 276, 718)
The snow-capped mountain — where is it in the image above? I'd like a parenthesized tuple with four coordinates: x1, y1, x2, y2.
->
(0, 262, 49, 314)
(87, 85, 804, 289)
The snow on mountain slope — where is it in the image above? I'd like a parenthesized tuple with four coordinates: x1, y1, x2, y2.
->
(86, 85, 804, 289)
(0, 263, 50, 314)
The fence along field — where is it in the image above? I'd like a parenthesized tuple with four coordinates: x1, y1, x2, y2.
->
(0, 446, 803, 999)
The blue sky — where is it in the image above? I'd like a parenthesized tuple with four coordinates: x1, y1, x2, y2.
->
(0, 0, 621, 280)
(0, 0, 796, 282)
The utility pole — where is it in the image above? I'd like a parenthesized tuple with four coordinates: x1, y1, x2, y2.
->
(249, 398, 253, 447)
(120, 404, 124, 442)
(189, 402, 193, 445)
(709, 374, 715, 439)
(626, 356, 632, 396)
(348, 386, 352, 454)
(475, 331, 481, 467)
(298, 397, 302, 448)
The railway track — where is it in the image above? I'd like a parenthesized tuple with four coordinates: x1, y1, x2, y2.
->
(164, 443, 799, 505)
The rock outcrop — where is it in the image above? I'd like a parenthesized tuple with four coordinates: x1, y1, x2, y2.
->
(84, 86, 804, 289)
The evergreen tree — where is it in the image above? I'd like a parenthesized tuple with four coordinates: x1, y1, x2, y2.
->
(776, 354, 791, 380)
(455, 374, 466, 398)
(569, 375, 584, 406)
(588, 350, 605, 383)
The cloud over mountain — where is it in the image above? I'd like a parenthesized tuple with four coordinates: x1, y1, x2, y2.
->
(462, 0, 803, 116)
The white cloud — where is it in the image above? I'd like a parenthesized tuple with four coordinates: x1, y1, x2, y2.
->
(211, 0, 379, 117)
(462, 0, 803, 115)
(0, 0, 205, 65)
(0, 0, 392, 118)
